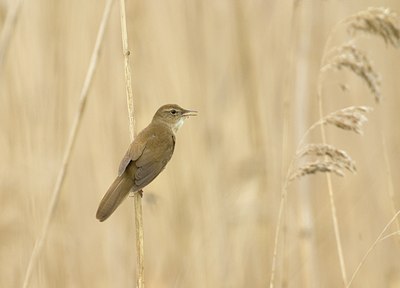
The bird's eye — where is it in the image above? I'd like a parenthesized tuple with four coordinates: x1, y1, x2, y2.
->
(170, 109, 177, 115)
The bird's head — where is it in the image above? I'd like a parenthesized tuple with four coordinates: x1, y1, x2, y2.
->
(152, 104, 197, 133)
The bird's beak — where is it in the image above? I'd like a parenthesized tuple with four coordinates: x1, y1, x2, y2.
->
(182, 109, 198, 117)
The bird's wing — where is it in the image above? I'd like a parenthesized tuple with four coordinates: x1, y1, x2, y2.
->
(134, 133, 175, 188)
(118, 134, 147, 176)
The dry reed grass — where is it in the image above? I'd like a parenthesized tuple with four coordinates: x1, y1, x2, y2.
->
(118, 0, 144, 286)
(21, 1, 113, 287)
(323, 106, 372, 135)
(1, 2, 400, 288)
(0, 0, 22, 70)
(322, 44, 381, 102)
(316, 5, 400, 287)
(290, 144, 356, 181)
(347, 209, 400, 287)
(271, 6, 400, 288)
(348, 7, 400, 48)
(270, 104, 371, 287)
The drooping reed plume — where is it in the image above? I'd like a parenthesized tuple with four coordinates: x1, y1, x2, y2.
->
(348, 7, 400, 48)
(288, 105, 371, 182)
(290, 143, 357, 181)
(322, 44, 381, 102)
(270, 6, 400, 288)
(317, 6, 400, 286)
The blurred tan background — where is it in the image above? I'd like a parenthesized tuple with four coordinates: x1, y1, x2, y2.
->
(1, 0, 400, 287)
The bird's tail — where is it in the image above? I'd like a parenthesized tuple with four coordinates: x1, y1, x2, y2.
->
(96, 174, 134, 222)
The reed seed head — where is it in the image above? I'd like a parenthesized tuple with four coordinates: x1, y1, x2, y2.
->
(348, 7, 400, 48)
(323, 106, 372, 134)
(323, 44, 381, 102)
(290, 161, 346, 182)
(297, 144, 356, 173)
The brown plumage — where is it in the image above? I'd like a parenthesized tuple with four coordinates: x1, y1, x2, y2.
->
(96, 104, 197, 222)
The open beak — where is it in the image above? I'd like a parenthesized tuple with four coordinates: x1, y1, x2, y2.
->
(182, 109, 198, 117)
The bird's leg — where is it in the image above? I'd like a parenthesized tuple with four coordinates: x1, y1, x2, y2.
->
(129, 189, 143, 198)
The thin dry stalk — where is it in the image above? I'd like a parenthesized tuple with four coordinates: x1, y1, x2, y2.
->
(285, 105, 370, 286)
(291, 5, 319, 287)
(119, 0, 135, 138)
(378, 231, 400, 242)
(381, 134, 400, 233)
(269, 183, 288, 288)
(347, 210, 400, 288)
(315, 10, 400, 283)
(316, 19, 376, 285)
(317, 81, 348, 287)
(270, 104, 370, 287)
(21, 1, 114, 287)
(270, 4, 298, 285)
(118, 0, 144, 287)
(288, 6, 398, 287)
(0, 0, 23, 69)
(320, 158, 348, 286)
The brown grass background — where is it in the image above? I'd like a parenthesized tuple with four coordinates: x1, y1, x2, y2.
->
(1, 0, 400, 287)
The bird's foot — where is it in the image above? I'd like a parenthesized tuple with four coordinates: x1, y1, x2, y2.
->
(128, 190, 143, 198)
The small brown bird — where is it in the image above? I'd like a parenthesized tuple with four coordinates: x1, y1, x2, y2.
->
(96, 104, 197, 222)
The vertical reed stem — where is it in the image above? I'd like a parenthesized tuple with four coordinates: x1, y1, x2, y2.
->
(317, 84, 348, 286)
(22, 0, 113, 287)
(381, 133, 400, 232)
(316, 20, 350, 286)
(118, 0, 144, 287)
(0, 0, 22, 70)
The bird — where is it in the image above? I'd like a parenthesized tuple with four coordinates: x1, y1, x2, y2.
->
(96, 104, 197, 222)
